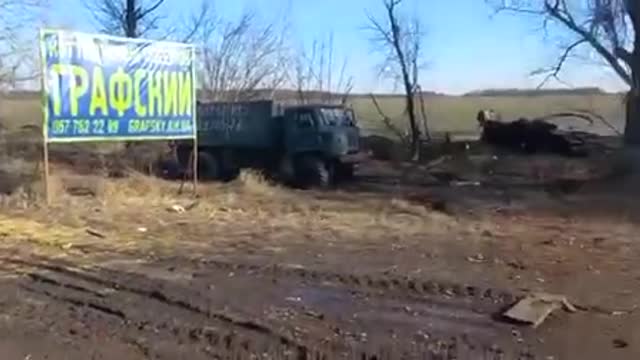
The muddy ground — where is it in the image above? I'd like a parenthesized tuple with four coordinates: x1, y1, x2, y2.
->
(0, 143, 639, 359)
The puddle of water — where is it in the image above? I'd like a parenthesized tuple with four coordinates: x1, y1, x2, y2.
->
(286, 284, 509, 342)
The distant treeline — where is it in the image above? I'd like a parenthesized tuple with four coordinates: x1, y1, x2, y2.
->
(463, 87, 610, 97)
(2, 87, 619, 101)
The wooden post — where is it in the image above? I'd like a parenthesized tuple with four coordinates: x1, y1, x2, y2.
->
(192, 137, 198, 195)
(39, 29, 51, 205)
(43, 139, 51, 205)
(191, 46, 198, 195)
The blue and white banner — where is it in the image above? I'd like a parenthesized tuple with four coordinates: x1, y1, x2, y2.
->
(40, 29, 196, 142)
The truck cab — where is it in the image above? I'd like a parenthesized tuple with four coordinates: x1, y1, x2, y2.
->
(283, 105, 359, 156)
(279, 105, 363, 187)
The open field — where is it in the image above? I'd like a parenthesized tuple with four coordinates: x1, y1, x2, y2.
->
(350, 93, 625, 137)
(1, 91, 626, 137)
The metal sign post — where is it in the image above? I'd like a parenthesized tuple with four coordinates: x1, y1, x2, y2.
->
(38, 29, 51, 205)
(191, 46, 198, 195)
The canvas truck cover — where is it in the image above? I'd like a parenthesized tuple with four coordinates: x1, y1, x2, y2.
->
(196, 100, 280, 148)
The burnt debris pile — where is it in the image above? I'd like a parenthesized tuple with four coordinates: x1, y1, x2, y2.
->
(476, 109, 614, 157)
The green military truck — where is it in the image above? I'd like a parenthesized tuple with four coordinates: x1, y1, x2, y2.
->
(176, 100, 365, 188)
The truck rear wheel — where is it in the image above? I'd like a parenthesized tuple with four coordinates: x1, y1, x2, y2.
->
(297, 156, 331, 189)
(197, 151, 221, 181)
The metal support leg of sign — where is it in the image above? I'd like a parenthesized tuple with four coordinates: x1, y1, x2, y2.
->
(192, 135, 198, 195)
(178, 141, 198, 196)
(39, 29, 51, 205)
(190, 45, 198, 196)
(43, 138, 51, 205)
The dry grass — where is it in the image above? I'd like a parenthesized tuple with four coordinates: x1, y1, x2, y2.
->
(0, 213, 81, 249)
(230, 169, 280, 196)
(0, 162, 463, 260)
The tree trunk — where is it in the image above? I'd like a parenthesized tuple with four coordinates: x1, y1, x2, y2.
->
(405, 93, 420, 161)
(125, 0, 137, 38)
(624, 91, 640, 145)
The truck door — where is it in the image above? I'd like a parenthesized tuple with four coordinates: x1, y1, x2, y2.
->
(284, 109, 321, 153)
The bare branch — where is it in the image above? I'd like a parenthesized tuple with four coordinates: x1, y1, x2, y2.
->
(294, 34, 354, 105)
(137, 0, 164, 19)
(196, 11, 291, 101)
(488, 0, 633, 86)
(369, 93, 408, 143)
(532, 38, 587, 88)
(365, 0, 426, 159)
(0, 0, 46, 89)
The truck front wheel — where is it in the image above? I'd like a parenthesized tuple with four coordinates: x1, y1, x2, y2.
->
(297, 156, 331, 189)
(335, 163, 355, 182)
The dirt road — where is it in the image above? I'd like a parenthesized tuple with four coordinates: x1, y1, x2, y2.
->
(0, 248, 542, 360)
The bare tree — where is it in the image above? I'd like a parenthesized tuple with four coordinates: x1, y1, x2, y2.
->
(85, 0, 209, 41)
(489, 0, 640, 145)
(365, 0, 427, 160)
(294, 34, 355, 105)
(86, 0, 163, 37)
(195, 12, 291, 101)
(0, 0, 46, 89)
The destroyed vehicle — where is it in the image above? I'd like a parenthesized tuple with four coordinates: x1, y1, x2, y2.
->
(476, 110, 591, 157)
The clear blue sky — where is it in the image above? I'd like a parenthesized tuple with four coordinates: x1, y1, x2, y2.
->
(45, 0, 627, 94)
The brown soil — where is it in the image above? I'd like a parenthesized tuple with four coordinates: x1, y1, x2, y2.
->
(0, 146, 639, 359)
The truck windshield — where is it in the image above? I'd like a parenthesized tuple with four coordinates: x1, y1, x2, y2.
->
(320, 108, 355, 127)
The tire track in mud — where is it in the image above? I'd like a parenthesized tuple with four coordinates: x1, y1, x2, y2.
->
(20, 284, 126, 319)
(20, 262, 302, 342)
(18, 279, 290, 360)
(191, 258, 520, 309)
(6, 258, 314, 359)
(177, 257, 541, 358)
(4, 256, 537, 359)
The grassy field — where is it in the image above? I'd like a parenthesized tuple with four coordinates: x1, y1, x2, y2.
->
(0, 91, 626, 138)
(349, 93, 625, 138)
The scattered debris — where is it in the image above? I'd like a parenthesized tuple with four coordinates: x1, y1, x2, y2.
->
(86, 228, 106, 239)
(612, 338, 629, 349)
(503, 293, 576, 328)
(593, 237, 606, 247)
(304, 310, 324, 320)
(166, 200, 199, 214)
(576, 304, 638, 316)
(507, 260, 527, 271)
(511, 329, 524, 343)
(184, 201, 200, 211)
(466, 254, 486, 263)
(168, 204, 186, 213)
(451, 181, 481, 187)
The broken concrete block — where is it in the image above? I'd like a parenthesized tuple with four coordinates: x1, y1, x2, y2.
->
(503, 293, 576, 328)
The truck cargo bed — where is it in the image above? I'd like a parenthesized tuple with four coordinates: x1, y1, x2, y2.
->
(197, 100, 281, 148)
